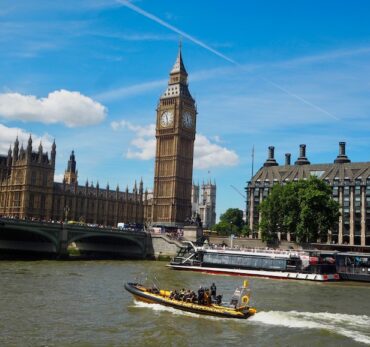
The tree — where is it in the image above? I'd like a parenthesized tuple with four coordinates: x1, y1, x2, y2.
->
(212, 208, 246, 236)
(259, 176, 340, 243)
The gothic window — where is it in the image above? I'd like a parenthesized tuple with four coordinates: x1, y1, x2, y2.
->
(14, 192, 20, 207)
(29, 194, 34, 209)
(31, 171, 37, 185)
(43, 173, 48, 186)
(40, 194, 46, 210)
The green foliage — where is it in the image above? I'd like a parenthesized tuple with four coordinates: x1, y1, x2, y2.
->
(212, 208, 247, 236)
(259, 176, 340, 243)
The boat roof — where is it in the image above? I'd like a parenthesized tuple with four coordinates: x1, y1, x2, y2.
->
(336, 252, 370, 257)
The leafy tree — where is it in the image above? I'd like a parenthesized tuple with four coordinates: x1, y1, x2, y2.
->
(212, 208, 246, 236)
(259, 176, 340, 243)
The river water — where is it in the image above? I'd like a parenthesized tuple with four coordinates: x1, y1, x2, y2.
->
(0, 260, 369, 347)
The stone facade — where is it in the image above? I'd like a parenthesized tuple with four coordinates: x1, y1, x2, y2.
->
(0, 138, 147, 226)
(191, 181, 216, 228)
(246, 142, 370, 246)
(152, 46, 196, 227)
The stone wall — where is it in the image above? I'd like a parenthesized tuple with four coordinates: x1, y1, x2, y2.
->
(149, 234, 183, 260)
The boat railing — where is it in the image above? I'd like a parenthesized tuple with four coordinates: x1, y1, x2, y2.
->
(206, 245, 306, 258)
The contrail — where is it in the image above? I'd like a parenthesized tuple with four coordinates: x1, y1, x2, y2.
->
(118, 0, 338, 120)
(117, 0, 238, 65)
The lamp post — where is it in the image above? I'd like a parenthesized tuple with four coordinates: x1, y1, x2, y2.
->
(230, 222, 234, 248)
(64, 206, 70, 223)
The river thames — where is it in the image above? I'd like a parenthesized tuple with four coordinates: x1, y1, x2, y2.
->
(0, 260, 369, 347)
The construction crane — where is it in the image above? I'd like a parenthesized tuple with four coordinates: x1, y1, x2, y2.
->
(230, 185, 246, 200)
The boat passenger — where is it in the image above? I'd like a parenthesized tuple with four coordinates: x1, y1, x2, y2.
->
(204, 289, 212, 306)
(216, 294, 222, 305)
(210, 283, 217, 300)
(198, 287, 204, 305)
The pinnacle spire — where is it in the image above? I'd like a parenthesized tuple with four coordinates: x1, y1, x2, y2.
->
(170, 40, 187, 75)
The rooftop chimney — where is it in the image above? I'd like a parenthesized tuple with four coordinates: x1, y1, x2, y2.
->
(285, 153, 291, 166)
(334, 141, 351, 164)
(294, 144, 310, 165)
(263, 146, 278, 167)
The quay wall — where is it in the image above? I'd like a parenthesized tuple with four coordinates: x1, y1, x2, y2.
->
(149, 234, 183, 260)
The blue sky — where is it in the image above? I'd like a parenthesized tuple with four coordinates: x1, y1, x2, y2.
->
(1, 0, 370, 220)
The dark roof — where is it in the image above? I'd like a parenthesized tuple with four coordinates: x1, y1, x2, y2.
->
(251, 161, 370, 184)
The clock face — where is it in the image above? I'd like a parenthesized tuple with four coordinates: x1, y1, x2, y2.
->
(182, 112, 193, 128)
(160, 111, 174, 127)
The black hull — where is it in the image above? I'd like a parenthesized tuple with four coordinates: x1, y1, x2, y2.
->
(338, 273, 370, 282)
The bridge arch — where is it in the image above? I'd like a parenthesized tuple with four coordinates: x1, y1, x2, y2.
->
(68, 232, 146, 258)
(0, 225, 59, 254)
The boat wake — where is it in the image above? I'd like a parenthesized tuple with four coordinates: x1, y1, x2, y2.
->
(132, 301, 229, 321)
(250, 310, 370, 345)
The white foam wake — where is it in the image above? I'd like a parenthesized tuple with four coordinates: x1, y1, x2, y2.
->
(250, 311, 370, 345)
(132, 300, 231, 321)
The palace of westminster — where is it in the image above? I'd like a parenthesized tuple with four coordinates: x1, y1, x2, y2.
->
(1, 47, 369, 247)
(0, 48, 216, 230)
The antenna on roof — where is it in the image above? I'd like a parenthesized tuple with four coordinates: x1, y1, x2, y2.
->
(251, 145, 255, 179)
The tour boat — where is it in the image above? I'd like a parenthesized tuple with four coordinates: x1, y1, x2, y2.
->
(168, 242, 340, 281)
(124, 280, 257, 319)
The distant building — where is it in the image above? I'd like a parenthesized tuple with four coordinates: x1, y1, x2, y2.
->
(0, 136, 147, 226)
(246, 142, 370, 246)
(192, 181, 216, 229)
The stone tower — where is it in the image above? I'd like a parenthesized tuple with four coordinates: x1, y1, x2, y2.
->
(199, 181, 217, 228)
(64, 150, 78, 185)
(152, 45, 197, 227)
(0, 136, 55, 220)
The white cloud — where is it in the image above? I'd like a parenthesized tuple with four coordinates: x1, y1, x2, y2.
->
(111, 120, 155, 137)
(194, 134, 239, 169)
(111, 120, 239, 169)
(0, 90, 107, 127)
(0, 123, 53, 154)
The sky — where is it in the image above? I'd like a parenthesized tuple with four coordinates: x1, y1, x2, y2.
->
(1, 0, 370, 221)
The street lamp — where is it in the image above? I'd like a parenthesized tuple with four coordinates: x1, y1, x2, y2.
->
(64, 206, 70, 223)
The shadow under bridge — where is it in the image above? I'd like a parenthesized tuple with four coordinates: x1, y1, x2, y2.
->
(68, 231, 148, 259)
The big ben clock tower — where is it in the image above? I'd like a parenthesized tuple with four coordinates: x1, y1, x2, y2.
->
(152, 45, 197, 227)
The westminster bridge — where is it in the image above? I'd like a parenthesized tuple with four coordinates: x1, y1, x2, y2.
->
(0, 218, 184, 259)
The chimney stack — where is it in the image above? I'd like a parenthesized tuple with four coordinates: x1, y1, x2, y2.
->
(285, 153, 291, 165)
(295, 144, 310, 165)
(334, 141, 351, 164)
(263, 146, 278, 167)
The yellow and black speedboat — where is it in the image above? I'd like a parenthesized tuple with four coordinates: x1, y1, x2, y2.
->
(124, 280, 257, 319)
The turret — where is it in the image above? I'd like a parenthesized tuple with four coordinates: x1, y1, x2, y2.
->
(19, 144, 25, 159)
(13, 137, 19, 161)
(38, 142, 43, 163)
(116, 184, 120, 199)
(139, 178, 143, 195)
(64, 150, 78, 184)
(27, 135, 32, 159)
(51, 139, 56, 167)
